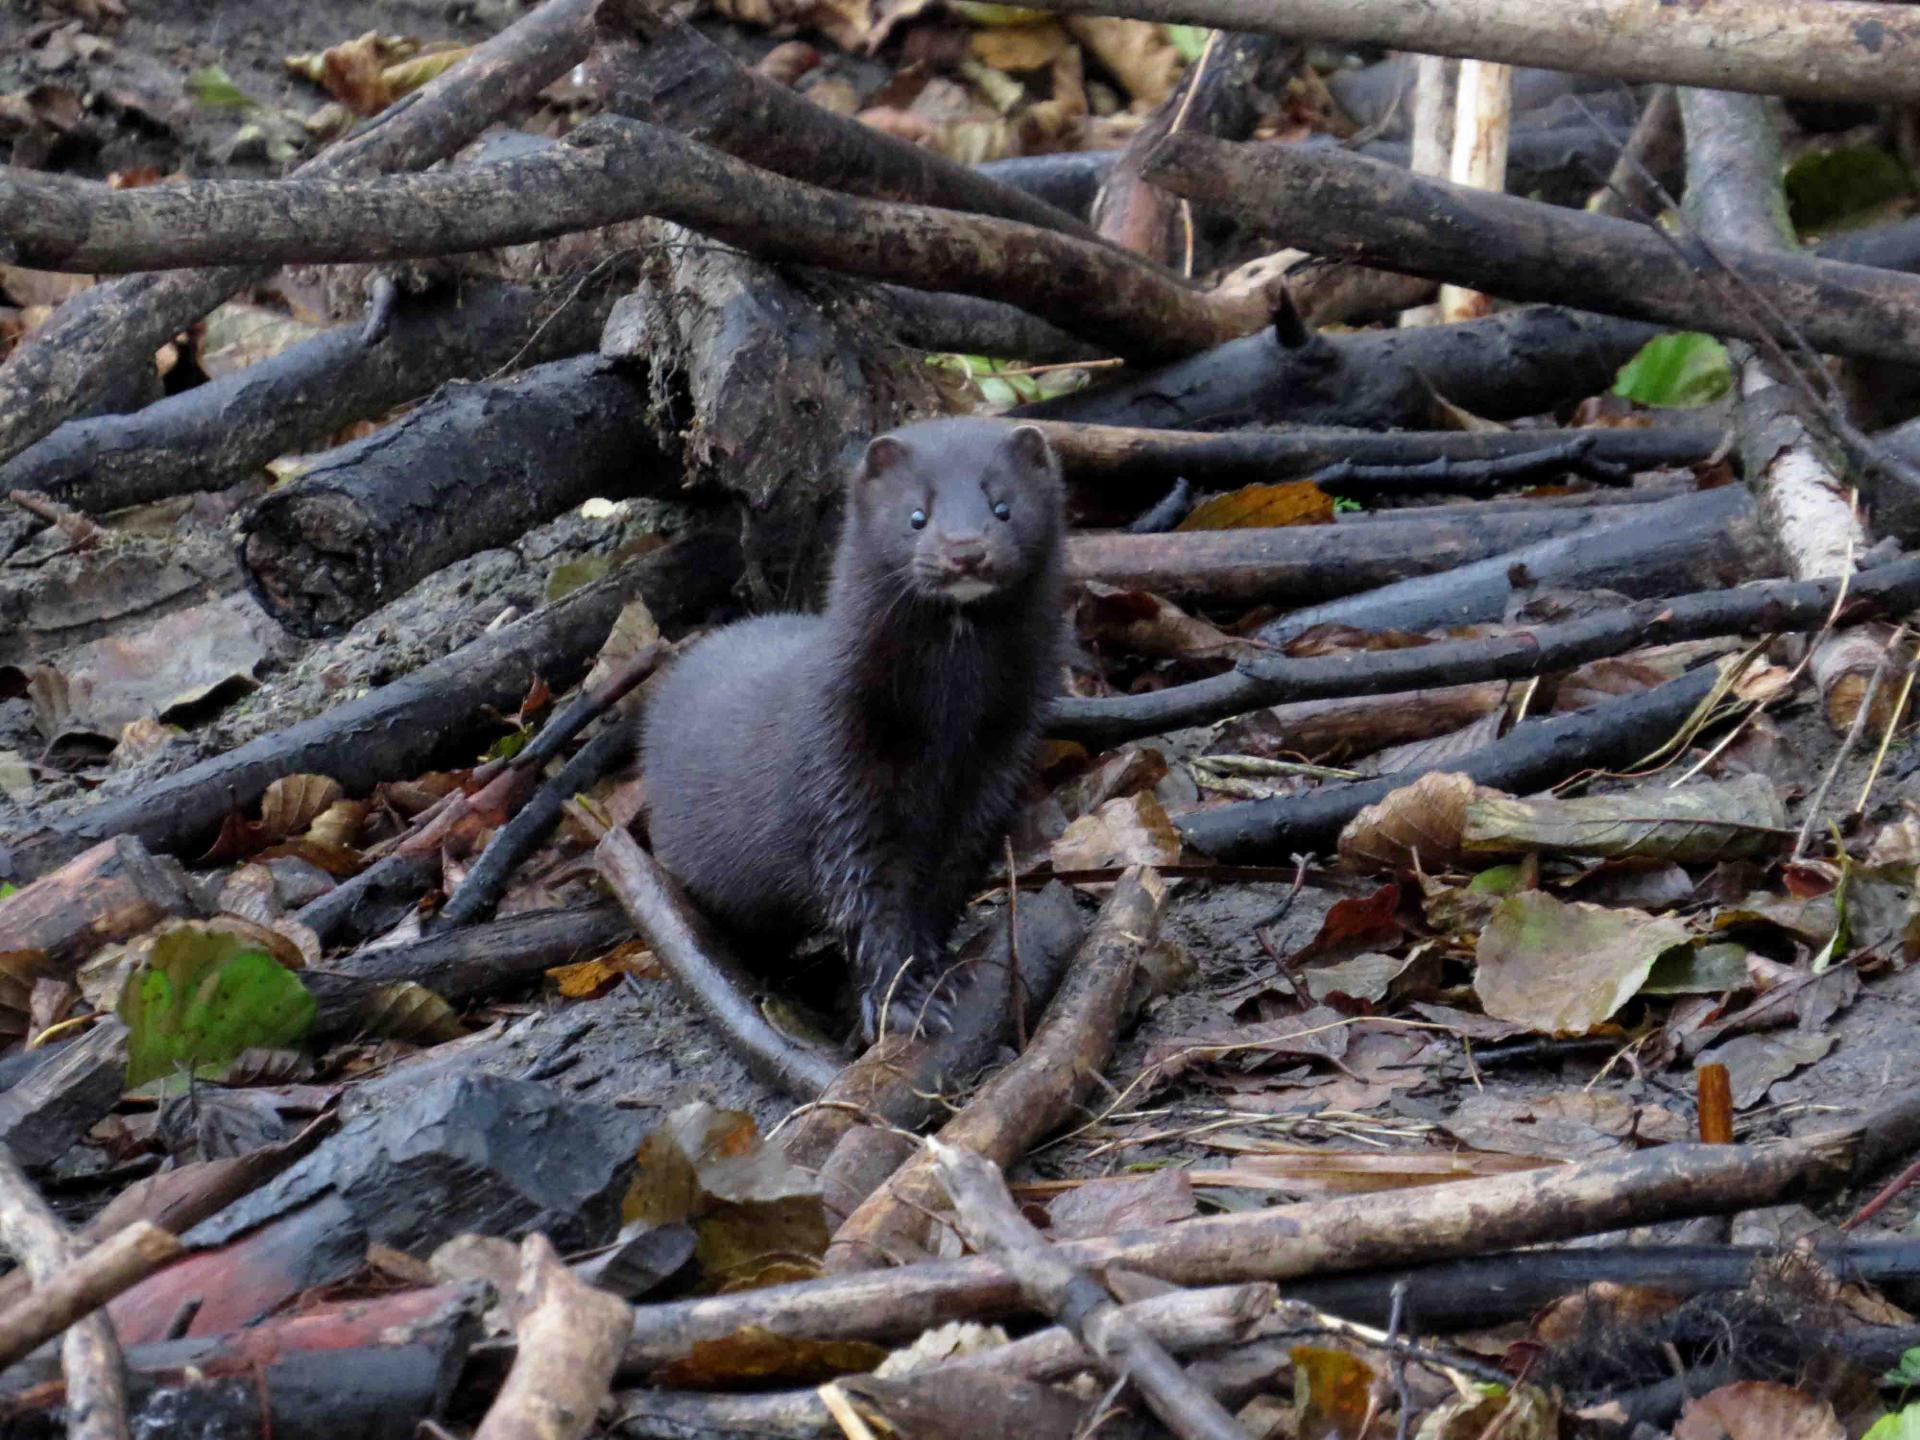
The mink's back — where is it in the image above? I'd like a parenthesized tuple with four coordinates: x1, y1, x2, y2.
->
(641, 611, 829, 936)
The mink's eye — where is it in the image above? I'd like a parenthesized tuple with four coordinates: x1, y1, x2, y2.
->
(909, 508, 928, 530)
(992, 500, 1012, 522)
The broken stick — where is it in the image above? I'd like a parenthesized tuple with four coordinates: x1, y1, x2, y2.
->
(0, 1221, 180, 1374)
(475, 1233, 631, 1440)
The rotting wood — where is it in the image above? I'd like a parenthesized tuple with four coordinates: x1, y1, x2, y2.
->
(238, 354, 666, 638)
(0, 836, 203, 969)
(0, 1145, 130, 1440)
(977, 0, 1920, 105)
(0, 278, 618, 515)
(595, 828, 845, 1100)
(826, 869, 1166, 1271)
(624, 1082, 1920, 1370)
(933, 1142, 1250, 1440)
(1680, 87, 1873, 733)
(0, 116, 1243, 366)
(1064, 502, 1647, 608)
(1143, 134, 1920, 371)
(0, 533, 741, 883)
(1050, 554, 1920, 748)
(0, 0, 599, 468)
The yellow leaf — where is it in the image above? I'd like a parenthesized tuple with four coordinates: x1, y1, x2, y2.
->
(969, 19, 1068, 70)
(1176, 480, 1335, 530)
(547, 944, 658, 999)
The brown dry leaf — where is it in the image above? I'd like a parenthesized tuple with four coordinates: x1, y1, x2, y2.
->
(1338, 771, 1492, 875)
(1176, 480, 1334, 532)
(1444, 1091, 1688, 1161)
(355, 980, 464, 1043)
(656, 1326, 887, 1388)
(0, 265, 93, 310)
(1298, 948, 1426, 1006)
(305, 798, 369, 850)
(1206, 1145, 1552, 1195)
(584, 597, 662, 716)
(970, 19, 1068, 70)
(1423, 1386, 1559, 1440)
(380, 45, 470, 100)
(285, 32, 418, 116)
(1074, 583, 1262, 664)
(1063, 15, 1181, 106)
(1291, 1346, 1375, 1440)
(196, 301, 326, 379)
(258, 775, 344, 844)
(1353, 709, 1505, 777)
(1474, 891, 1691, 1035)
(1867, 812, 1920, 868)
(1050, 792, 1182, 870)
(1534, 1282, 1688, 1346)
(548, 945, 659, 999)
(1291, 883, 1402, 965)
(1047, 1169, 1195, 1238)
(755, 41, 823, 85)
(1694, 1031, 1834, 1109)
(1673, 1382, 1844, 1440)
(1014, 744, 1168, 865)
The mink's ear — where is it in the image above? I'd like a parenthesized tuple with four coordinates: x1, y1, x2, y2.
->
(1007, 424, 1055, 474)
(861, 434, 911, 482)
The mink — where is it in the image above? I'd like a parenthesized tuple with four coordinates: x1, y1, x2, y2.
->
(641, 418, 1068, 1041)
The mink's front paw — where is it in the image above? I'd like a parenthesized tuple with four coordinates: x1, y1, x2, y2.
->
(858, 967, 957, 1045)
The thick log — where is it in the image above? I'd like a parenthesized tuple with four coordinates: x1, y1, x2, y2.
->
(826, 871, 1167, 1271)
(1065, 502, 1645, 607)
(238, 354, 664, 638)
(1018, 305, 1659, 430)
(987, 0, 1920, 105)
(1144, 134, 1920, 370)
(1174, 663, 1724, 860)
(0, 117, 1241, 367)
(0, 1026, 129, 1172)
(1052, 553, 1920, 748)
(624, 1083, 1920, 1371)
(0, 533, 741, 882)
(0, 837, 203, 967)
(0, 280, 616, 515)
(592, 11, 1099, 243)
(1040, 420, 1725, 498)
(0, 0, 598, 467)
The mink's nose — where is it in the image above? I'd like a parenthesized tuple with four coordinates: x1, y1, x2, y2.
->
(944, 538, 988, 574)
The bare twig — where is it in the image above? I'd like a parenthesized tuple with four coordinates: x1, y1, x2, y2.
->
(0, 1221, 180, 1373)
(475, 1233, 631, 1440)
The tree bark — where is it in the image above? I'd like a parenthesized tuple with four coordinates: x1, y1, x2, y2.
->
(1144, 134, 1920, 370)
(986, 0, 1920, 104)
(0, 0, 599, 466)
(0, 279, 616, 514)
(0, 836, 202, 973)
(238, 354, 664, 638)
(0, 116, 1240, 366)
(0, 533, 740, 882)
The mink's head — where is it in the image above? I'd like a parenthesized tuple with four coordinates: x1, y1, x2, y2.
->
(841, 418, 1064, 607)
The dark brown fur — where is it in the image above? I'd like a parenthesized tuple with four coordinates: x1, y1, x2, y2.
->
(641, 419, 1067, 1040)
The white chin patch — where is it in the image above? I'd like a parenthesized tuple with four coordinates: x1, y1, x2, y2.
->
(943, 578, 997, 604)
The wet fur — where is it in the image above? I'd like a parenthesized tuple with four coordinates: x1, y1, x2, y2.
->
(642, 419, 1067, 1040)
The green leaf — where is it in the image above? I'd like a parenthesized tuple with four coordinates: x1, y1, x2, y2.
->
(186, 66, 256, 111)
(1166, 24, 1212, 61)
(1865, 1403, 1920, 1440)
(1474, 891, 1692, 1034)
(120, 925, 314, 1088)
(0, 884, 14, 902)
(1886, 1348, 1920, 1387)
(1786, 145, 1914, 233)
(1611, 332, 1733, 408)
(1642, 940, 1749, 996)
(1332, 496, 1363, 514)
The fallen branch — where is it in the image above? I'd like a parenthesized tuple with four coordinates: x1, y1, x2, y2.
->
(624, 1082, 1920, 1369)
(0, 532, 740, 882)
(0, 0, 598, 466)
(870, 286, 1102, 364)
(1173, 661, 1725, 861)
(932, 1141, 1248, 1440)
(1038, 420, 1724, 496)
(0, 278, 615, 514)
(988, 0, 1920, 104)
(1594, 85, 1682, 221)
(592, 9, 1100, 243)
(0, 1221, 180, 1374)
(0, 1145, 130, 1440)
(595, 828, 844, 1100)
(1050, 552, 1920, 748)
(1065, 502, 1641, 607)
(827, 868, 1167, 1270)
(0, 835, 203, 970)
(475, 1234, 630, 1440)
(1144, 134, 1920, 370)
(1019, 304, 1659, 430)
(238, 354, 664, 637)
(0, 116, 1242, 365)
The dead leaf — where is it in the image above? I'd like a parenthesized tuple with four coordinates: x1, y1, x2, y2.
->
(1695, 1031, 1834, 1108)
(1298, 949, 1423, 1006)
(1338, 771, 1491, 875)
(969, 20, 1068, 69)
(1290, 1346, 1376, 1440)
(1176, 480, 1334, 531)
(1673, 1382, 1844, 1440)
(1474, 891, 1691, 1035)
(1445, 1092, 1688, 1160)
(258, 775, 344, 844)
(1353, 709, 1505, 777)
(1074, 583, 1264, 663)
(548, 945, 659, 999)
(1047, 1169, 1195, 1238)
(285, 32, 419, 116)
(1463, 774, 1789, 863)
(1867, 812, 1920, 868)
(354, 981, 464, 1043)
(755, 41, 824, 85)
(1063, 15, 1181, 106)
(1050, 792, 1182, 870)
(196, 302, 325, 379)
(655, 1325, 886, 1388)
(1290, 883, 1402, 965)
